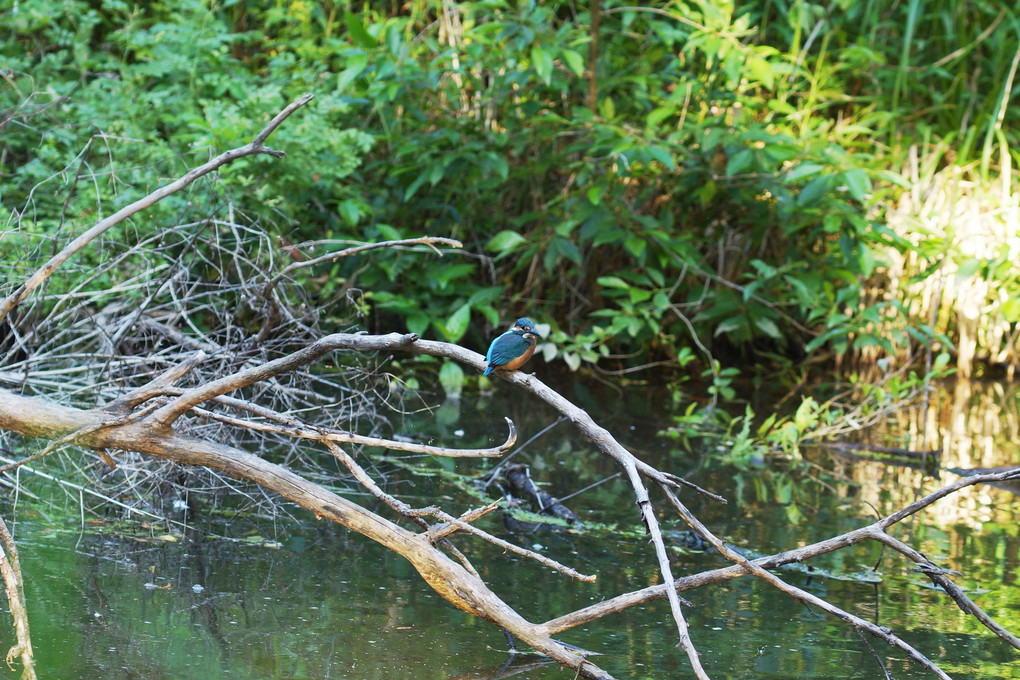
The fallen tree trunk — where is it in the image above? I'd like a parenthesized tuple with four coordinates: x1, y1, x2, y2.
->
(0, 385, 614, 679)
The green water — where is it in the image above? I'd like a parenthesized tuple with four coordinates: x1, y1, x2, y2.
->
(4, 380, 1020, 679)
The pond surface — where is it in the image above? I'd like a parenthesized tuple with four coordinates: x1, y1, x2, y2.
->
(4, 378, 1020, 679)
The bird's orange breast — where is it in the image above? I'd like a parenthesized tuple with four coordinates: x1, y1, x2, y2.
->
(498, 343, 536, 371)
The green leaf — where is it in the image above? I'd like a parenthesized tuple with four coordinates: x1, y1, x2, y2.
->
(531, 45, 554, 85)
(805, 327, 846, 354)
(443, 303, 472, 342)
(932, 351, 951, 372)
(407, 311, 429, 336)
(646, 145, 676, 170)
(645, 267, 665, 287)
(597, 275, 629, 289)
(697, 180, 717, 205)
(747, 55, 775, 89)
(822, 213, 843, 233)
(344, 12, 377, 48)
(563, 352, 582, 372)
(726, 148, 754, 176)
(757, 412, 778, 438)
(768, 99, 796, 114)
(337, 199, 361, 226)
(785, 163, 825, 182)
(714, 317, 744, 336)
(561, 48, 585, 77)
(753, 316, 782, 340)
(541, 342, 557, 362)
(486, 230, 527, 253)
(842, 168, 872, 202)
(647, 106, 674, 129)
(1001, 298, 1020, 322)
(627, 316, 643, 336)
(954, 257, 982, 280)
(403, 172, 429, 201)
(784, 503, 805, 525)
(783, 274, 814, 306)
(628, 287, 652, 303)
(793, 396, 819, 431)
(552, 237, 582, 265)
(798, 175, 833, 206)
(385, 24, 402, 55)
(377, 224, 403, 241)
(624, 236, 646, 259)
(336, 53, 368, 92)
(482, 152, 509, 180)
(599, 96, 616, 119)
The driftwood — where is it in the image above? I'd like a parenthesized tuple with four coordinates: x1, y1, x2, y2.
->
(2, 94, 1020, 680)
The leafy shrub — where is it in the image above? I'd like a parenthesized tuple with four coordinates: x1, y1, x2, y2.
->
(3, 0, 1017, 378)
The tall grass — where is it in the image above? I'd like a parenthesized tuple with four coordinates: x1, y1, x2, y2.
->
(757, 1, 1020, 377)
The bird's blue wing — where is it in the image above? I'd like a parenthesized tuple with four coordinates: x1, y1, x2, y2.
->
(487, 333, 532, 367)
(484, 330, 512, 364)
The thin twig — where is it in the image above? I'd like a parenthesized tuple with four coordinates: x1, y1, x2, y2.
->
(481, 416, 566, 488)
(198, 406, 516, 458)
(149, 332, 423, 427)
(540, 467, 1020, 668)
(262, 236, 463, 299)
(0, 456, 189, 529)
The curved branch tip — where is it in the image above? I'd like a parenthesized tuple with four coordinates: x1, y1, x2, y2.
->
(499, 417, 518, 452)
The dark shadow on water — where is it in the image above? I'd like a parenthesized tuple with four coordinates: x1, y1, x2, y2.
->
(446, 654, 556, 680)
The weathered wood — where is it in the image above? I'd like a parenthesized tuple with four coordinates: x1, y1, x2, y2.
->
(0, 387, 614, 679)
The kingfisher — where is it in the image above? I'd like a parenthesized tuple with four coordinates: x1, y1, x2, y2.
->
(483, 317, 542, 376)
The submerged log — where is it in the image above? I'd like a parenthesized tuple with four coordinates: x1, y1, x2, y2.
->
(501, 463, 582, 528)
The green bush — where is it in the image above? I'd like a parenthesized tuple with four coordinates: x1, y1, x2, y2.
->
(3, 0, 1017, 376)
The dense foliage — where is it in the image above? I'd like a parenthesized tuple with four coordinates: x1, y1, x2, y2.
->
(3, 0, 1018, 379)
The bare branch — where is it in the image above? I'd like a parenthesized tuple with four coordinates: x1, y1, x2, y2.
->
(0, 454, 191, 529)
(390, 335, 712, 676)
(869, 529, 1020, 650)
(0, 513, 35, 679)
(197, 404, 516, 458)
(262, 236, 463, 299)
(426, 503, 502, 541)
(659, 485, 953, 680)
(542, 467, 1020, 661)
(0, 93, 314, 324)
(256, 236, 464, 340)
(324, 440, 595, 582)
(107, 351, 210, 414)
(150, 332, 420, 427)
